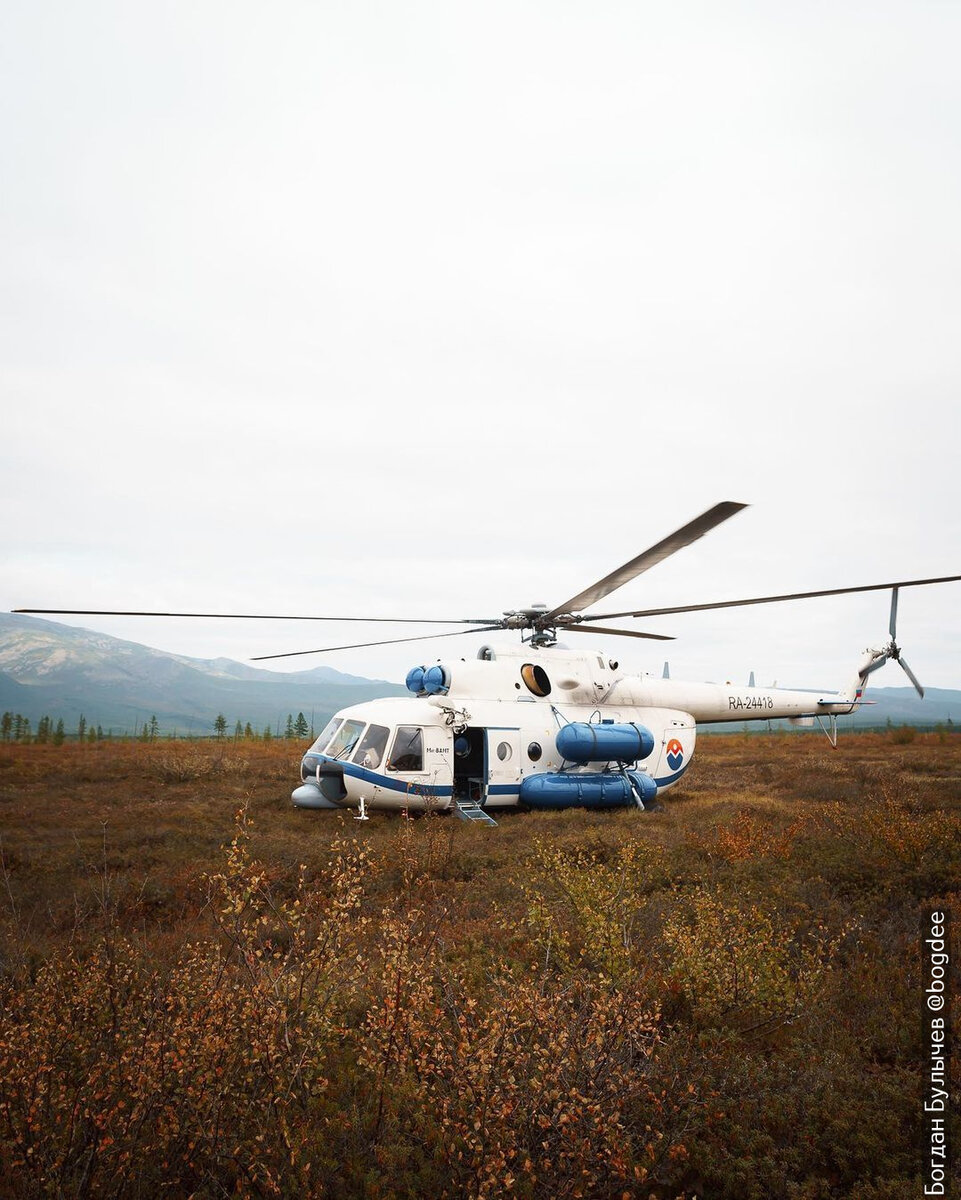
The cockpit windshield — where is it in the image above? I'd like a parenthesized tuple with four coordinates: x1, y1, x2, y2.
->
(326, 719, 366, 761)
(310, 717, 342, 754)
(352, 724, 390, 769)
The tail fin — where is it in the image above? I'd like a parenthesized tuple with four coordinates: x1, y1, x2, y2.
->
(838, 648, 886, 704)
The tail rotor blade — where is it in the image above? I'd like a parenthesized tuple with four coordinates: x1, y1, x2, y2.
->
(898, 655, 925, 698)
(889, 587, 899, 640)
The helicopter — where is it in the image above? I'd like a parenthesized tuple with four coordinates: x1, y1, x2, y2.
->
(16, 502, 961, 825)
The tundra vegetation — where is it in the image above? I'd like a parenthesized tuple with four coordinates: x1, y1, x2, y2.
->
(0, 732, 958, 1198)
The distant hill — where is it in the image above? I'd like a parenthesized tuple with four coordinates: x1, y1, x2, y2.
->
(844, 686, 960, 727)
(0, 614, 406, 735)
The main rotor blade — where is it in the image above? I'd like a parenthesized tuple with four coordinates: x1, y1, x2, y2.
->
(898, 655, 925, 698)
(562, 624, 675, 642)
(13, 608, 498, 625)
(544, 501, 747, 620)
(583, 573, 961, 621)
(251, 625, 504, 661)
(889, 587, 899, 640)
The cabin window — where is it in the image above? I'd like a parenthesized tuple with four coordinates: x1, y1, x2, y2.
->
(352, 723, 390, 769)
(527, 741, 542, 762)
(387, 726, 424, 772)
(496, 740, 512, 761)
(520, 663, 551, 697)
(326, 719, 366, 760)
(311, 717, 342, 753)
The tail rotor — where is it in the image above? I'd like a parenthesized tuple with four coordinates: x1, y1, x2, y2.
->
(862, 587, 925, 697)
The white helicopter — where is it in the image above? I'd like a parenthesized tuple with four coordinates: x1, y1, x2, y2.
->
(17, 502, 960, 825)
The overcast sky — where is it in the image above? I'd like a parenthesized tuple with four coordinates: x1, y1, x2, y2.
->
(2, 1, 959, 693)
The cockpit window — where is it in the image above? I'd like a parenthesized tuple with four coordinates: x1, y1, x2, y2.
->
(352, 723, 390, 769)
(310, 717, 342, 753)
(326, 719, 366, 760)
(386, 726, 424, 772)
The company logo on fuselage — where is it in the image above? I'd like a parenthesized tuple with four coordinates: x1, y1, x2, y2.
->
(666, 737, 684, 771)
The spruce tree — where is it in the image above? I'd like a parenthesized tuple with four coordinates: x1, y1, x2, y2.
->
(78, 714, 87, 742)
(53, 719, 65, 746)
(294, 711, 309, 738)
(214, 713, 228, 739)
(1, 712, 12, 741)
(284, 714, 295, 739)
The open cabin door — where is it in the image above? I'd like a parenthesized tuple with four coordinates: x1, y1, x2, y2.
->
(453, 727, 487, 806)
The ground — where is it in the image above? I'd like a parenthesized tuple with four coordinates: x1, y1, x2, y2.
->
(0, 731, 958, 1198)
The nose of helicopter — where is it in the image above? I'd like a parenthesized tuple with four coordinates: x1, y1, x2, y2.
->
(292, 758, 349, 808)
(292, 782, 341, 809)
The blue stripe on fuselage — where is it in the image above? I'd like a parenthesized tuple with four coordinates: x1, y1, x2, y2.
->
(307, 755, 681, 799)
(652, 760, 690, 788)
(338, 759, 453, 796)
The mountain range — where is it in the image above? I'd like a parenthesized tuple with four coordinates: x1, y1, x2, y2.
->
(0, 613, 958, 736)
(0, 614, 405, 735)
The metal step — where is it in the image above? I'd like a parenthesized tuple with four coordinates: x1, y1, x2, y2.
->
(453, 799, 498, 826)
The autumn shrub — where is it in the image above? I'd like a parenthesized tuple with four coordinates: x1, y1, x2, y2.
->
(354, 883, 681, 1200)
(150, 747, 222, 783)
(788, 767, 961, 898)
(661, 885, 856, 1035)
(666, 1028, 922, 1200)
(690, 808, 798, 864)
(889, 724, 917, 745)
(0, 810, 699, 1199)
(0, 809, 372, 1197)
(524, 836, 669, 982)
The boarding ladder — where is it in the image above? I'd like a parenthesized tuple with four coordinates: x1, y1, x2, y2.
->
(453, 798, 498, 827)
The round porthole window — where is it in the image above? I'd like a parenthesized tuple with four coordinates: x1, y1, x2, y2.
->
(496, 741, 512, 761)
(527, 741, 542, 762)
(520, 663, 551, 697)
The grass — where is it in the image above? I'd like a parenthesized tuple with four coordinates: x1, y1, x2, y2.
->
(0, 731, 959, 1198)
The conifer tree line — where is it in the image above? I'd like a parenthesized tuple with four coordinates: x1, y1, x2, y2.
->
(212, 711, 313, 741)
(1, 713, 109, 743)
(1, 710, 318, 743)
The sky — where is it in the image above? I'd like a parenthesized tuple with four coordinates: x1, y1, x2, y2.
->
(2, 1, 960, 693)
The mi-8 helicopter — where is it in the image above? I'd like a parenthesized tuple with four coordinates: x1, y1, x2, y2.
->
(16, 502, 961, 824)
